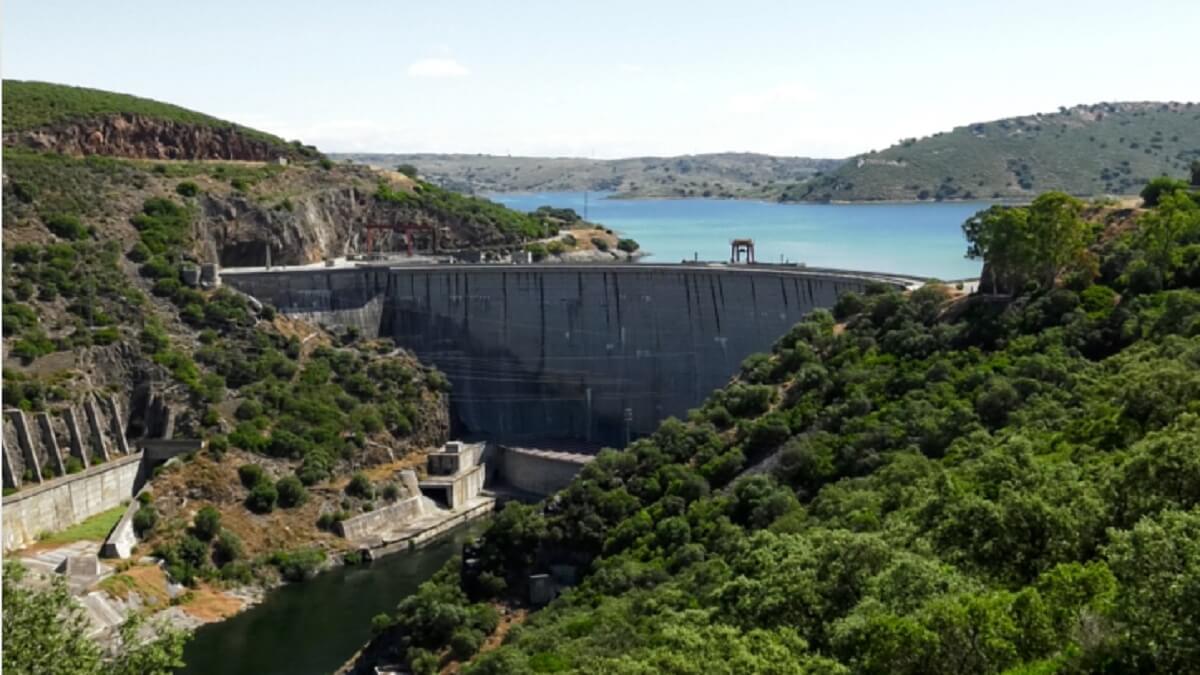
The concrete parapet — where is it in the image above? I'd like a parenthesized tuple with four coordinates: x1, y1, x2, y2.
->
(63, 407, 90, 469)
(6, 409, 42, 483)
(35, 412, 67, 476)
(100, 494, 142, 559)
(398, 469, 420, 499)
(496, 445, 594, 497)
(83, 398, 112, 462)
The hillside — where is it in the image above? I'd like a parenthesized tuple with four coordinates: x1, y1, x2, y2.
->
(3, 80, 320, 161)
(0, 83, 563, 597)
(785, 101, 1200, 202)
(347, 181, 1200, 673)
(332, 152, 841, 199)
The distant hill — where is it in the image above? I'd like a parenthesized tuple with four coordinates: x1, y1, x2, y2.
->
(783, 101, 1200, 202)
(330, 152, 842, 199)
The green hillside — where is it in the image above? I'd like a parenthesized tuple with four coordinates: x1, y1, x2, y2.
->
(2, 80, 310, 157)
(351, 183, 1200, 673)
(785, 101, 1200, 202)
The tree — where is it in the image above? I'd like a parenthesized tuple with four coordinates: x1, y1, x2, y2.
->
(2, 562, 187, 674)
(277, 475, 309, 507)
(963, 193, 1089, 294)
(1140, 176, 1190, 207)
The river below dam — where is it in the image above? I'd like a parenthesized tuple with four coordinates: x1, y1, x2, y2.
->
(490, 192, 989, 280)
(176, 520, 489, 675)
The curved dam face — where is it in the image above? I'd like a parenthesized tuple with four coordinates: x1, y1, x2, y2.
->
(224, 264, 906, 446)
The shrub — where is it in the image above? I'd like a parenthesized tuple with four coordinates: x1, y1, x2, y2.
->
(524, 242, 548, 261)
(382, 483, 401, 502)
(546, 240, 566, 256)
(45, 214, 88, 240)
(371, 613, 395, 635)
(346, 472, 374, 499)
(1141, 176, 1190, 207)
(449, 627, 485, 660)
(175, 181, 199, 197)
(214, 530, 244, 566)
(235, 399, 264, 421)
(246, 481, 278, 513)
(192, 506, 222, 541)
(277, 476, 308, 508)
(64, 456, 84, 474)
(617, 238, 640, 253)
(270, 548, 325, 582)
(238, 463, 266, 488)
(132, 504, 158, 536)
(591, 236, 610, 252)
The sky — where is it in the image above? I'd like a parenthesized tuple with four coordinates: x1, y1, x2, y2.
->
(3, 0, 1197, 159)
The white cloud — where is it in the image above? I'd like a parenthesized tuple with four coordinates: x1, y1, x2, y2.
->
(726, 82, 817, 115)
(407, 58, 469, 79)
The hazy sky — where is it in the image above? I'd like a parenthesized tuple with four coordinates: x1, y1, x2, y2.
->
(4, 0, 1197, 158)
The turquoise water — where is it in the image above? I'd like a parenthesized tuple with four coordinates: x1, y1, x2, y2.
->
(490, 192, 988, 280)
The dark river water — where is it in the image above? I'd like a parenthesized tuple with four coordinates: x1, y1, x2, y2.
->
(176, 520, 489, 675)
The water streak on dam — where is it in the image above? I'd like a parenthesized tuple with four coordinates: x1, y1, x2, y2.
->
(224, 264, 918, 446)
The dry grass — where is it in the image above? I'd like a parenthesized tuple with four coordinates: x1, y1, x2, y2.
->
(179, 583, 244, 621)
(97, 563, 171, 609)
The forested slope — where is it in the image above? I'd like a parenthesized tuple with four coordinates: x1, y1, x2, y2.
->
(353, 178, 1200, 674)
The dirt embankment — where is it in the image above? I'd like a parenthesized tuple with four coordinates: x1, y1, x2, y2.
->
(5, 114, 291, 161)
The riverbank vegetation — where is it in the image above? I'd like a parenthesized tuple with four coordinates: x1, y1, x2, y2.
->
(354, 179, 1200, 674)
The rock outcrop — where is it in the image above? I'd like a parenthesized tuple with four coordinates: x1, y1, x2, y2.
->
(5, 114, 292, 161)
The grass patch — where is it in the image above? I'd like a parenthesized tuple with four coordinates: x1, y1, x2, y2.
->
(38, 504, 126, 545)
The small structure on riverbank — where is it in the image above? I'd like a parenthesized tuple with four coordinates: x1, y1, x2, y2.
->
(730, 237, 756, 263)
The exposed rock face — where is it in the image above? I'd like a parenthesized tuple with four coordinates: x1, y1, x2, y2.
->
(5, 114, 287, 161)
(196, 186, 529, 267)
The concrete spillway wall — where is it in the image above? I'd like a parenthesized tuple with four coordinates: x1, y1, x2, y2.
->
(225, 264, 900, 446)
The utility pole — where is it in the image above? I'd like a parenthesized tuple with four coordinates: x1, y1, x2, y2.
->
(623, 407, 633, 448)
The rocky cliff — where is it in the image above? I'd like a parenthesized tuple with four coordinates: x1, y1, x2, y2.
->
(5, 113, 298, 161)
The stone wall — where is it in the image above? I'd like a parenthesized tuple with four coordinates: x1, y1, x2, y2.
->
(1, 453, 143, 551)
(224, 264, 910, 445)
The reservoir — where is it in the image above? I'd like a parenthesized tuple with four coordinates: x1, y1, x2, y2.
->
(490, 192, 989, 280)
(176, 520, 489, 675)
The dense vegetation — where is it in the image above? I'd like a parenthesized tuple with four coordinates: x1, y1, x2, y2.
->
(376, 180, 553, 240)
(360, 180, 1200, 673)
(339, 152, 840, 200)
(2, 80, 311, 157)
(2, 561, 186, 675)
(786, 102, 1200, 202)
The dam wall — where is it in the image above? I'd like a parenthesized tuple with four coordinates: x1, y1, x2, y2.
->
(225, 264, 901, 445)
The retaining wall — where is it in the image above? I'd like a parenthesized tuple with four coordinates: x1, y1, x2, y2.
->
(336, 496, 426, 543)
(2, 453, 143, 552)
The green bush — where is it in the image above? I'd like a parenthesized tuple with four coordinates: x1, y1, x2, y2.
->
(277, 476, 308, 508)
(546, 240, 566, 256)
(45, 214, 88, 240)
(617, 238, 640, 253)
(246, 481, 278, 513)
(64, 456, 84, 474)
(270, 548, 325, 582)
(237, 463, 266, 488)
(175, 181, 199, 197)
(382, 483, 401, 502)
(214, 530, 244, 566)
(524, 242, 548, 261)
(591, 236, 610, 252)
(192, 506, 222, 541)
(346, 471, 374, 499)
(132, 504, 158, 536)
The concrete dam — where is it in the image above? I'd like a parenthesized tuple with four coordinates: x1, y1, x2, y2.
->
(224, 263, 917, 446)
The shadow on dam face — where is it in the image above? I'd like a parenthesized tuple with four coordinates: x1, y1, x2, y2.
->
(223, 264, 910, 447)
